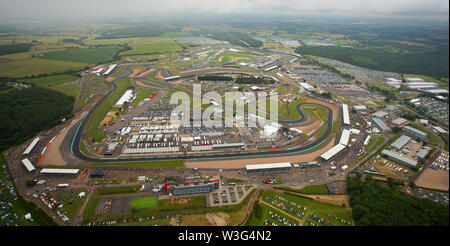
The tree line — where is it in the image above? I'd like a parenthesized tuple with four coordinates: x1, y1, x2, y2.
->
(347, 175, 448, 226)
(0, 86, 74, 151)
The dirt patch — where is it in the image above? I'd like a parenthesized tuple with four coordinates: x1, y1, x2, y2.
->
(100, 111, 116, 126)
(206, 212, 229, 226)
(178, 198, 188, 204)
(415, 168, 449, 191)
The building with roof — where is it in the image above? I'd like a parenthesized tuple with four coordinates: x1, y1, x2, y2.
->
(426, 89, 449, 94)
(403, 126, 427, 139)
(339, 129, 351, 146)
(115, 90, 134, 106)
(372, 117, 391, 133)
(381, 150, 418, 168)
(245, 162, 292, 174)
(392, 117, 408, 126)
(103, 64, 117, 76)
(390, 135, 411, 151)
(405, 78, 424, 82)
(372, 111, 388, 118)
(165, 179, 219, 195)
(40, 168, 80, 176)
(299, 82, 315, 92)
(432, 126, 448, 135)
(21, 158, 36, 172)
(342, 104, 350, 126)
(415, 148, 430, 159)
(419, 119, 429, 126)
(23, 137, 40, 155)
(353, 105, 368, 111)
(320, 144, 346, 161)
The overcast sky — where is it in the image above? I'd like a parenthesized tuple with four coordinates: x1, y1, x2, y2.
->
(0, 0, 448, 22)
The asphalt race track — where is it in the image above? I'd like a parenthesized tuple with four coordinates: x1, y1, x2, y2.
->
(70, 68, 334, 163)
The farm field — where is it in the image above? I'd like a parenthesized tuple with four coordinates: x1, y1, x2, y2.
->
(86, 78, 131, 142)
(84, 37, 182, 56)
(21, 74, 79, 87)
(40, 46, 122, 64)
(0, 58, 86, 78)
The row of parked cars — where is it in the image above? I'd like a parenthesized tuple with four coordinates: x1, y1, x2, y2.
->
(82, 215, 180, 226)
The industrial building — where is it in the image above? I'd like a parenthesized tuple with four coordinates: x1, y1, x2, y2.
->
(403, 126, 427, 139)
(432, 126, 448, 135)
(415, 148, 430, 159)
(381, 150, 418, 168)
(245, 162, 292, 174)
(23, 137, 40, 155)
(40, 168, 80, 176)
(21, 158, 36, 172)
(353, 105, 368, 111)
(165, 179, 219, 195)
(342, 104, 350, 126)
(392, 117, 408, 126)
(115, 90, 134, 107)
(372, 111, 388, 118)
(320, 144, 346, 161)
(103, 64, 117, 76)
(164, 75, 181, 81)
(299, 82, 315, 92)
(339, 129, 351, 146)
(426, 89, 449, 94)
(390, 135, 411, 151)
(372, 117, 391, 133)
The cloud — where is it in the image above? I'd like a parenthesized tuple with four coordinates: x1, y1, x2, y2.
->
(0, 0, 448, 21)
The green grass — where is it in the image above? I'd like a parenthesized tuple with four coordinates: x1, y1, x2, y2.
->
(261, 190, 352, 226)
(119, 38, 182, 56)
(41, 46, 122, 64)
(301, 104, 328, 122)
(226, 178, 246, 183)
(280, 98, 308, 120)
(0, 58, 86, 78)
(245, 201, 298, 226)
(56, 189, 87, 220)
(130, 88, 157, 107)
(22, 74, 79, 87)
(49, 82, 80, 99)
(277, 185, 329, 194)
(130, 196, 158, 210)
(361, 135, 385, 159)
(96, 186, 139, 196)
(407, 123, 439, 144)
(86, 78, 130, 142)
(109, 67, 127, 79)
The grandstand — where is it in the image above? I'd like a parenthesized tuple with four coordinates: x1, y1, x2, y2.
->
(245, 162, 292, 174)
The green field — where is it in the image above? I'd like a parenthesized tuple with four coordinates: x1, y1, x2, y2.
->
(130, 88, 158, 107)
(22, 74, 79, 87)
(41, 46, 122, 64)
(86, 78, 131, 142)
(301, 104, 329, 122)
(277, 185, 329, 194)
(96, 186, 139, 196)
(261, 191, 353, 226)
(0, 58, 86, 78)
(87, 37, 183, 56)
(130, 196, 158, 210)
